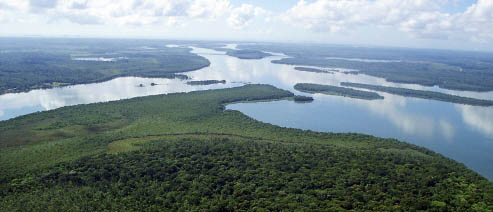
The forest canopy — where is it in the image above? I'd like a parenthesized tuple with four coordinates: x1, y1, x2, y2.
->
(294, 83, 384, 100)
(1, 84, 491, 211)
(0, 38, 210, 94)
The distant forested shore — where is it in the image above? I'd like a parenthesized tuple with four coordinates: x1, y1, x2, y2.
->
(342, 82, 493, 106)
(294, 83, 384, 100)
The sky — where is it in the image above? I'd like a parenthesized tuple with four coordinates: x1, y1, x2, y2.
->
(0, 0, 492, 51)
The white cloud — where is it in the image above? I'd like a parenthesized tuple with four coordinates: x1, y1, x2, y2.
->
(187, 0, 230, 19)
(29, 0, 58, 11)
(0, 0, 273, 29)
(0, 0, 29, 10)
(0, 0, 242, 26)
(281, 0, 439, 32)
(227, 4, 267, 29)
(282, 0, 493, 42)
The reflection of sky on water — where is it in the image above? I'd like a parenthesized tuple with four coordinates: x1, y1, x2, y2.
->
(0, 46, 492, 180)
(190, 47, 493, 144)
(457, 105, 493, 138)
(0, 76, 236, 121)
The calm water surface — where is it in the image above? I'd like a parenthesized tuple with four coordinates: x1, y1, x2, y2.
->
(1, 46, 492, 180)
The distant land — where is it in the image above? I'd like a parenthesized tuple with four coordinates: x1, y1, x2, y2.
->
(239, 43, 493, 92)
(294, 83, 384, 100)
(225, 49, 272, 60)
(341, 82, 493, 107)
(0, 38, 209, 95)
(187, 80, 226, 86)
(293, 95, 314, 102)
(294, 67, 337, 73)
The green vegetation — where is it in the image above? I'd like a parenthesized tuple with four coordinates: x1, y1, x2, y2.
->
(342, 82, 493, 107)
(1, 84, 492, 211)
(239, 43, 493, 92)
(293, 95, 314, 102)
(0, 38, 209, 94)
(275, 57, 493, 91)
(294, 66, 336, 73)
(216, 48, 272, 59)
(187, 80, 226, 85)
(294, 83, 384, 100)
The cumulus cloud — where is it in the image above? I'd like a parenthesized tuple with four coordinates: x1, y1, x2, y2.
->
(282, 0, 493, 42)
(281, 0, 440, 32)
(227, 4, 267, 29)
(0, 0, 245, 26)
(188, 0, 230, 19)
(29, 0, 58, 10)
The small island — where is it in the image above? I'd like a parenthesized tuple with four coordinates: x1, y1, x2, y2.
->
(294, 83, 384, 100)
(187, 80, 226, 86)
(294, 67, 337, 73)
(341, 82, 493, 107)
(293, 95, 314, 103)
(343, 71, 359, 75)
(219, 49, 272, 59)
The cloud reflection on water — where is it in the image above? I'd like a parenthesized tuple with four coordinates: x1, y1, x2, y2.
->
(1, 45, 492, 179)
(2, 46, 490, 142)
(458, 105, 493, 138)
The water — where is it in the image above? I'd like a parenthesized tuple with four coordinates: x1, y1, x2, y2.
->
(71, 57, 128, 62)
(325, 57, 403, 63)
(1, 46, 492, 180)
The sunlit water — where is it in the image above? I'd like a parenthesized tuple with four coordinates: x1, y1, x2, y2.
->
(1, 46, 492, 180)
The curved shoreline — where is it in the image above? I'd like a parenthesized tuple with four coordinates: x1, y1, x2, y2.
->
(1, 84, 491, 210)
(0, 63, 211, 96)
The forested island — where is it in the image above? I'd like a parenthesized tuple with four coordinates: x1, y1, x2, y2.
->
(0, 84, 491, 211)
(341, 82, 493, 106)
(293, 95, 314, 102)
(238, 43, 493, 92)
(187, 80, 226, 85)
(294, 67, 337, 73)
(0, 38, 209, 95)
(294, 83, 384, 100)
(216, 48, 272, 59)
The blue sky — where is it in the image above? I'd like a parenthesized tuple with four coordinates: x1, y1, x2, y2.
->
(0, 0, 492, 51)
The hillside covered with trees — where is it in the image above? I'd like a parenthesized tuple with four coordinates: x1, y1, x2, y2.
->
(1, 84, 491, 211)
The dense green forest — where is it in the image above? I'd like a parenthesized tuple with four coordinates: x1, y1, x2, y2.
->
(215, 48, 272, 59)
(187, 80, 226, 85)
(0, 38, 210, 94)
(341, 82, 493, 107)
(238, 43, 493, 92)
(294, 83, 384, 100)
(0, 85, 491, 211)
(191, 43, 272, 59)
(294, 67, 336, 73)
(275, 57, 493, 91)
(293, 95, 314, 102)
(238, 43, 493, 70)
